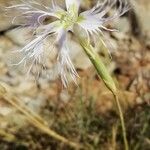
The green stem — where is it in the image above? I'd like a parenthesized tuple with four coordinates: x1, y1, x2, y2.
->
(81, 42, 116, 93)
(113, 94, 129, 150)
(76, 33, 129, 150)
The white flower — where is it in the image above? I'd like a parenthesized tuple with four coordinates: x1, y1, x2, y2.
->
(5, 0, 130, 87)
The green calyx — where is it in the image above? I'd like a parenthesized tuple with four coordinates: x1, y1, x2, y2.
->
(59, 4, 84, 29)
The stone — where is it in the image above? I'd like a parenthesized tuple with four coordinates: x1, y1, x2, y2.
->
(130, 0, 150, 37)
(68, 38, 92, 70)
(114, 17, 130, 33)
(5, 28, 33, 46)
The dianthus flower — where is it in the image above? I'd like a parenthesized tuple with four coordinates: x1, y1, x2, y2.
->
(5, 0, 129, 86)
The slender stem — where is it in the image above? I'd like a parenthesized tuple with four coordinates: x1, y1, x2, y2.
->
(113, 94, 129, 150)
(77, 36, 129, 150)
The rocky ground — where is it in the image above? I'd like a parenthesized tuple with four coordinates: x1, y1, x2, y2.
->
(0, 0, 149, 150)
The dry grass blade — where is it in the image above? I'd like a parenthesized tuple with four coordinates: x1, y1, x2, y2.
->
(0, 128, 16, 142)
(0, 84, 82, 149)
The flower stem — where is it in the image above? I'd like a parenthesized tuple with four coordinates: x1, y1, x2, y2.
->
(77, 36, 129, 150)
(79, 39, 116, 94)
(113, 94, 129, 150)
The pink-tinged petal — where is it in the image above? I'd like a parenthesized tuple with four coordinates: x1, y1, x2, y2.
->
(5, 1, 64, 28)
(78, 0, 130, 34)
(57, 40, 79, 87)
(12, 34, 46, 74)
(78, 15, 101, 33)
(37, 21, 61, 35)
(12, 20, 59, 74)
(52, 27, 79, 87)
(55, 28, 67, 49)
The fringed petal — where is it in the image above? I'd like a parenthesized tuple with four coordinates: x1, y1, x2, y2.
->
(5, 0, 65, 28)
(56, 28, 78, 87)
(12, 34, 46, 75)
(57, 41, 79, 87)
(78, 0, 130, 34)
(12, 21, 59, 75)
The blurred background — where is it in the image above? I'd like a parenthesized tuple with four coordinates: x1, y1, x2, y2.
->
(0, 0, 149, 150)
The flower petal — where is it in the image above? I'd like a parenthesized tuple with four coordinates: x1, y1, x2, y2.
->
(5, 1, 64, 27)
(65, 0, 80, 12)
(12, 34, 46, 75)
(78, 0, 130, 34)
(55, 28, 67, 49)
(54, 28, 78, 87)
(12, 20, 60, 74)
(57, 40, 78, 87)
(78, 15, 102, 34)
